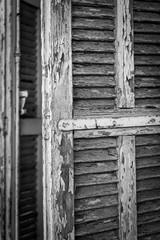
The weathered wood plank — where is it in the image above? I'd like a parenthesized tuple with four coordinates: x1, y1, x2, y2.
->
(74, 87, 116, 99)
(76, 229, 119, 240)
(72, 41, 115, 52)
(134, 33, 160, 44)
(136, 88, 160, 99)
(135, 66, 160, 76)
(73, 64, 115, 75)
(59, 115, 160, 131)
(134, 44, 160, 54)
(74, 99, 116, 116)
(136, 145, 160, 158)
(134, 12, 160, 23)
(137, 156, 160, 169)
(135, 55, 160, 65)
(76, 206, 118, 224)
(137, 189, 160, 203)
(135, 77, 160, 88)
(75, 217, 119, 236)
(134, 22, 160, 33)
(73, 52, 114, 64)
(75, 161, 118, 175)
(138, 199, 160, 214)
(136, 135, 160, 146)
(75, 194, 118, 211)
(73, 76, 116, 87)
(72, 5, 115, 18)
(74, 126, 160, 139)
(135, 98, 160, 109)
(74, 137, 117, 151)
(72, 0, 115, 7)
(72, 17, 115, 30)
(115, 0, 134, 108)
(0, 0, 5, 238)
(134, 1, 160, 12)
(72, 29, 114, 41)
(137, 178, 160, 192)
(74, 148, 118, 163)
(118, 136, 137, 240)
(137, 167, 160, 180)
(138, 211, 160, 229)
(41, 1, 74, 239)
(75, 183, 118, 199)
(75, 172, 118, 186)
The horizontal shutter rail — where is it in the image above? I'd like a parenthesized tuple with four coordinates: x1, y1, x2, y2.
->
(59, 115, 160, 131)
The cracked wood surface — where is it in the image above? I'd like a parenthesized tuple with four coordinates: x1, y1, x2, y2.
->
(116, 0, 134, 108)
(0, 1, 5, 239)
(41, 1, 74, 239)
(116, 1, 137, 240)
(59, 115, 160, 131)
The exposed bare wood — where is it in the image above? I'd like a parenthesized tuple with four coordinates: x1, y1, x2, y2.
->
(137, 178, 160, 192)
(72, 41, 115, 52)
(59, 115, 160, 131)
(72, 18, 115, 30)
(74, 148, 118, 163)
(134, 12, 160, 23)
(134, 22, 160, 33)
(134, 1, 160, 12)
(75, 161, 118, 175)
(0, 0, 5, 238)
(73, 53, 114, 64)
(73, 76, 116, 88)
(76, 206, 118, 224)
(135, 33, 160, 44)
(75, 217, 118, 236)
(118, 136, 137, 240)
(75, 172, 118, 187)
(74, 126, 160, 138)
(76, 183, 118, 200)
(135, 44, 160, 55)
(5, 1, 12, 239)
(74, 87, 116, 99)
(72, 5, 115, 18)
(115, 0, 134, 108)
(76, 230, 119, 240)
(74, 137, 117, 151)
(41, 0, 74, 239)
(75, 194, 118, 211)
(72, 0, 115, 7)
(73, 29, 114, 41)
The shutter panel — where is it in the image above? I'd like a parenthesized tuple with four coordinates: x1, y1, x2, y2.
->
(72, 1, 119, 239)
(134, 0, 160, 109)
(41, 1, 160, 240)
(72, 0, 117, 117)
(134, 1, 160, 239)
(19, 1, 42, 239)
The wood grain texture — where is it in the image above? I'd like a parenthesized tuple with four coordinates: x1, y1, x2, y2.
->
(115, 0, 134, 108)
(0, 1, 5, 239)
(118, 136, 137, 240)
(41, 1, 74, 239)
(72, 0, 115, 7)
(72, 41, 115, 52)
(72, 5, 115, 18)
(59, 115, 160, 131)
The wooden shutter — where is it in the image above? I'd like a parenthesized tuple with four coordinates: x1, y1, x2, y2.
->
(134, 1, 160, 239)
(19, 1, 42, 239)
(41, 1, 160, 240)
